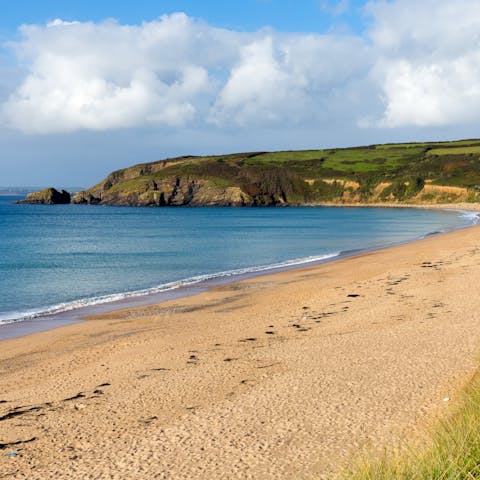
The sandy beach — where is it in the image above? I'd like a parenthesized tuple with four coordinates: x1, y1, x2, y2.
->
(2, 224, 480, 479)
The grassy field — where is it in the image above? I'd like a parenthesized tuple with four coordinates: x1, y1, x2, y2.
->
(157, 139, 480, 185)
(343, 370, 480, 479)
(427, 146, 480, 156)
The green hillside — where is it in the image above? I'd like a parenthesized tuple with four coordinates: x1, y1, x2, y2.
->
(65, 138, 480, 206)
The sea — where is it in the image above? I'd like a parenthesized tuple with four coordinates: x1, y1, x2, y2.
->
(0, 195, 477, 336)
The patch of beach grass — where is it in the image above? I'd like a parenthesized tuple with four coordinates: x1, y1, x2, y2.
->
(343, 371, 480, 479)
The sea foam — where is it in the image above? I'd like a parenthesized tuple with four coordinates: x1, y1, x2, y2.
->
(0, 252, 340, 325)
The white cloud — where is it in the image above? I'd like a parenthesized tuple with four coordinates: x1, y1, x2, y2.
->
(212, 33, 369, 126)
(368, 0, 480, 127)
(1, 12, 368, 134)
(2, 14, 238, 133)
(47, 19, 81, 27)
(375, 57, 480, 127)
(3, 1, 480, 134)
(212, 36, 302, 125)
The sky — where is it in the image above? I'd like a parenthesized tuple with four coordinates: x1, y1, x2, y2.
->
(1, 0, 480, 187)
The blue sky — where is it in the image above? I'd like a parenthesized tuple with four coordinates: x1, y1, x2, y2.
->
(1, 0, 479, 187)
(1, 0, 369, 35)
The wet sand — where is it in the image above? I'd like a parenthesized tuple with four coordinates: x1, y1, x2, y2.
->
(2, 225, 480, 478)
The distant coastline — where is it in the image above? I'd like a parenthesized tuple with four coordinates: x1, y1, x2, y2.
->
(0, 189, 42, 196)
(17, 138, 480, 208)
(1, 188, 84, 197)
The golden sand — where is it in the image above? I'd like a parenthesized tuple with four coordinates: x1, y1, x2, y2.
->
(2, 224, 480, 478)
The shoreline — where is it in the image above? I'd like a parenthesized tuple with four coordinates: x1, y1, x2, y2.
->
(1, 202, 478, 341)
(3, 224, 480, 477)
(313, 201, 480, 210)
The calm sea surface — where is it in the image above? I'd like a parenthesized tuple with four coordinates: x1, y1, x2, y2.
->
(0, 195, 475, 326)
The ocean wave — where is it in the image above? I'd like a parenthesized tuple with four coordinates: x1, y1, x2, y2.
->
(0, 252, 340, 326)
(458, 210, 480, 225)
(415, 210, 479, 239)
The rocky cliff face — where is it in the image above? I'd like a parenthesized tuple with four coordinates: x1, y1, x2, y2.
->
(69, 156, 310, 206)
(16, 188, 71, 205)
(72, 177, 254, 206)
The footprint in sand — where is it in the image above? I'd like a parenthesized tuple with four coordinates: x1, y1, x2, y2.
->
(0, 406, 43, 422)
(0, 437, 37, 450)
(187, 354, 199, 364)
(141, 416, 158, 424)
(63, 392, 86, 402)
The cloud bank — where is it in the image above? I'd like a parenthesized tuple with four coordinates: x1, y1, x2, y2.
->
(2, 0, 480, 134)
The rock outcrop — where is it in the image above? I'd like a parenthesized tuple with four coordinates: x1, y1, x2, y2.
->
(72, 177, 254, 207)
(17, 188, 71, 205)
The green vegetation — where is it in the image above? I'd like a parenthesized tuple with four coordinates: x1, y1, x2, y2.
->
(149, 139, 480, 187)
(427, 146, 480, 156)
(73, 138, 480, 206)
(343, 370, 480, 479)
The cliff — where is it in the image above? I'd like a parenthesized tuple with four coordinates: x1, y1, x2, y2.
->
(23, 139, 480, 207)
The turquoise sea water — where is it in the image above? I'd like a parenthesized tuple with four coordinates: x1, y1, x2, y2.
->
(0, 195, 476, 326)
